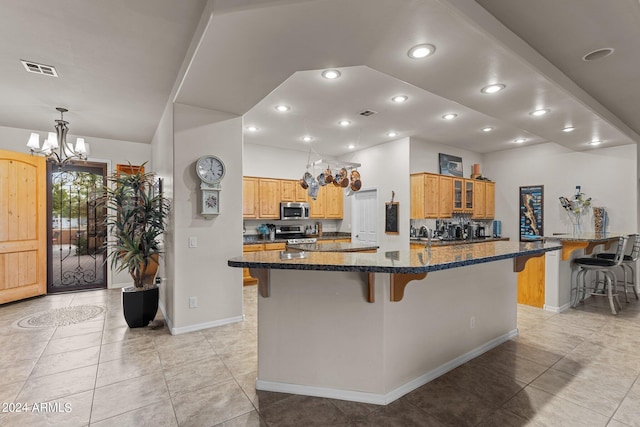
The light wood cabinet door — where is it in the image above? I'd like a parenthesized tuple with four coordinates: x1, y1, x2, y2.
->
(280, 180, 296, 202)
(485, 182, 495, 219)
(264, 242, 286, 251)
(294, 181, 308, 202)
(464, 179, 474, 212)
(258, 179, 280, 219)
(452, 178, 464, 212)
(438, 176, 453, 218)
(410, 174, 425, 219)
(309, 186, 325, 218)
(473, 181, 486, 219)
(242, 177, 259, 219)
(424, 173, 439, 218)
(243, 243, 264, 286)
(325, 185, 344, 219)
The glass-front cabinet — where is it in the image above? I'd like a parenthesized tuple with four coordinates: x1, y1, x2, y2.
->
(465, 180, 474, 212)
(453, 178, 464, 211)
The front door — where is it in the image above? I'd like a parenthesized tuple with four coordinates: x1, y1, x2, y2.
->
(48, 162, 107, 293)
(0, 150, 47, 304)
(352, 189, 377, 245)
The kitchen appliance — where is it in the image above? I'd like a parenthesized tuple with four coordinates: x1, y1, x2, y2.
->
(493, 220, 502, 237)
(275, 224, 305, 239)
(286, 237, 317, 245)
(478, 226, 486, 237)
(465, 224, 478, 240)
(280, 202, 310, 220)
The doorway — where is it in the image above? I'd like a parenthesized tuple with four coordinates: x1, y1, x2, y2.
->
(352, 189, 378, 245)
(48, 161, 107, 293)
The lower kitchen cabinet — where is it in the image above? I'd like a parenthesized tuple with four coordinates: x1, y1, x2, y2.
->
(243, 242, 287, 285)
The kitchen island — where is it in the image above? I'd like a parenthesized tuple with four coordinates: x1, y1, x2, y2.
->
(228, 241, 561, 404)
(286, 242, 378, 253)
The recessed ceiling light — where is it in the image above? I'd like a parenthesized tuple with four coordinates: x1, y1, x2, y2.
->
(529, 109, 550, 117)
(302, 135, 313, 142)
(338, 120, 351, 127)
(321, 69, 341, 79)
(391, 95, 408, 103)
(246, 126, 259, 132)
(275, 105, 290, 112)
(589, 140, 602, 146)
(387, 131, 398, 137)
(442, 113, 458, 120)
(480, 84, 506, 94)
(514, 138, 527, 144)
(562, 126, 575, 132)
(582, 48, 614, 62)
(481, 127, 494, 132)
(347, 143, 355, 150)
(407, 43, 435, 59)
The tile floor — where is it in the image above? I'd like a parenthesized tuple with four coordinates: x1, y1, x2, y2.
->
(1, 286, 640, 426)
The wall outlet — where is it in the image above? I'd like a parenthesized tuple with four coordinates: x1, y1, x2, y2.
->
(470, 316, 476, 329)
(189, 296, 198, 308)
(189, 236, 197, 248)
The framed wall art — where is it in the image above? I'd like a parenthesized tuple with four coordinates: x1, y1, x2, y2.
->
(519, 185, 544, 241)
(385, 202, 399, 234)
(438, 153, 463, 177)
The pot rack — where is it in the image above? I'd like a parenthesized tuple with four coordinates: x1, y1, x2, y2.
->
(309, 159, 361, 170)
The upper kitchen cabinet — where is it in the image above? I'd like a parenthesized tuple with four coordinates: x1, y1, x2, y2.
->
(464, 180, 474, 212)
(294, 181, 308, 202)
(473, 181, 495, 219)
(280, 180, 296, 202)
(452, 178, 464, 212)
(258, 178, 280, 219)
(324, 185, 344, 219)
(438, 176, 453, 218)
(308, 186, 325, 218)
(243, 177, 259, 219)
(485, 182, 495, 218)
(410, 173, 448, 219)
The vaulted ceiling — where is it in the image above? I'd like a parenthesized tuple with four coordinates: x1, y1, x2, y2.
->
(1, 0, 638, 156)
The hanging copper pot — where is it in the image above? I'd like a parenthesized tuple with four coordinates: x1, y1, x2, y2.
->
(324, 168, 334, 184)
(350, 169, 362, 191)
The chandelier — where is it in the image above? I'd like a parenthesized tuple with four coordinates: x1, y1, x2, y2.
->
(27, 107, 88, 165)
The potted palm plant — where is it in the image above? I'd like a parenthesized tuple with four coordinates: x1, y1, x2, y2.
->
(105, 163, 169, 328)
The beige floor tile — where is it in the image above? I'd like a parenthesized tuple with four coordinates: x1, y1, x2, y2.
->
(172, 380, 254, 427)
(475, 408, 542, 427)
(0, 381, 25, 410)
(612, 378, 640, 426)
(254, 394, 350, 427)
(530, 368, 629, 417)
(30, 345, 100, 378)
(502, 386, 609, 427)
(354, 399, 446, 427)
(157, 339, 217, 370)
(0, 328, 55, 346)
(99, 336, 156, 362)
(52, 318, 104, 339)
(17, 365, 97, 404)
(219, 348, 258, 377)
(90, 372, 170, 423)
(90, 400, 178, 427)
(96, 350, 162, 387)
(42, 331, 102, 356)
(0, 357, 38, 386)
(234, 370, 292, 411)
(101, 324, 163, 345)
(0, 339, 48, 365)
(163, 355, 233, 398)
(492, 339, 564, 368)
(0, 390, 93, 427)
(215, 411, 267, 427)
(469, 345, 550, 384)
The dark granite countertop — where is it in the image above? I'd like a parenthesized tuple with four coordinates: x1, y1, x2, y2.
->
(410, 237, 509, 246)
(287, 242, 379, 253)
(229, 241, 562, 274)
(544, 232, 628, 242)
(244, 232, 351, 245)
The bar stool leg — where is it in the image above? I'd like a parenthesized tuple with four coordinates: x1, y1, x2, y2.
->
(621, 265, 630, 303)
(627, 263, 639, 300)
(605, 273, 618, 315)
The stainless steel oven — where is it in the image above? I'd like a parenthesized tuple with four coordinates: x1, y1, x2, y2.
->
(280, 202, 310, 220)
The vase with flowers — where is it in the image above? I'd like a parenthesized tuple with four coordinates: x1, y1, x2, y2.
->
(559, 186, 591, 235)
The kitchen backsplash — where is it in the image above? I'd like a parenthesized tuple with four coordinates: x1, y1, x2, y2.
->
(244, 219, 341, 236)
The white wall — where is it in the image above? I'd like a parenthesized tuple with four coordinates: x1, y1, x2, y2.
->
(341, 138, 411, 252)
(172, 103, 243, 333)
(484, 142, 638, 239)
(244, 143, 336, 179)
(409, 137, 484, 178)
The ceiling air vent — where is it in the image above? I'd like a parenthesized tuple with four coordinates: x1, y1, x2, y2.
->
(359, 109, 377, 117)
(20, 60, 58, 77)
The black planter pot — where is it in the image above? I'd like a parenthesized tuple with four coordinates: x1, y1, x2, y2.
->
(122, 286, 159, 328)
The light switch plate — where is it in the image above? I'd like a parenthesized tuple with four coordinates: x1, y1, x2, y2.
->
(189, 236, 197, 248)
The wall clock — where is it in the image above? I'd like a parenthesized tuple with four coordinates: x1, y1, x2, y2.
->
(196, 155, 225, 216)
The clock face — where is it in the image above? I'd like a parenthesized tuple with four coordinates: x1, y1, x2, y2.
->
(196, 156, 225, 184)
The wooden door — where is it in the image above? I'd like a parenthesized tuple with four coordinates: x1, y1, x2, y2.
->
(258, 178, 280, 219)
(295, 182, 308, 202)
(280, 180, 296, 202)
(410, 174, 424, 219)
(518, 256, 545, 308)
(353, 189, 377, 245)
(473, 181, 486, 219)
(325, 185, 343, 219)
(485, 182, 495, 219)
(242, 177, 259, 219)
(0, 150, 47, 304)
(438, 176, 453, 218)
(309, 186, 325, 218)
(424, 174, 439, 218)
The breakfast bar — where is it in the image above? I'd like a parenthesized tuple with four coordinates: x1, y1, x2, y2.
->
(229, 241, 561, 404)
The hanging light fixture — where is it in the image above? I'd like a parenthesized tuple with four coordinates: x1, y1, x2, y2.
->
(27, 107, 88, 164)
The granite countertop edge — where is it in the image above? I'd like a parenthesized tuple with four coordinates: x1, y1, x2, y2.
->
(244, 232, 351, 245)
(228, 243, 562, 274)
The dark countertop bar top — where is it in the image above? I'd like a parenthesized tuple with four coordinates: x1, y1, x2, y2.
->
(287, 242, 379, 253)
(228, 241, 562, 274)
(244, 232, 351, 245)
(410, 237, 510, 246)
(544, 232, 628, 242)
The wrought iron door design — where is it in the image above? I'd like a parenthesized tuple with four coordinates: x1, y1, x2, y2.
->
(48, 162, 107, 292)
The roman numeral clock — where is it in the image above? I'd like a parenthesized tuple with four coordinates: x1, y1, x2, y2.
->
(196, 155, 225, 216)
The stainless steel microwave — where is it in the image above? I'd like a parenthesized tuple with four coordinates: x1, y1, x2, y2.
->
(280, 202, 310, 220)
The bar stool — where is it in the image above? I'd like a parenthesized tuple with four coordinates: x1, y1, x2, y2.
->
(596, 233, 640, 302)
(572, 236, 627, 314)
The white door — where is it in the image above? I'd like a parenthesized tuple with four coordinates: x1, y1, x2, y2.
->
(352, 189, 377, 245)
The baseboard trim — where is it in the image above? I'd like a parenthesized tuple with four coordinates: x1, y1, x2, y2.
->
(169, 315, 244, 335)
(158, 299, 174, 333)
(256, 328, 518, 405)
(543, 302, 571, 313)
